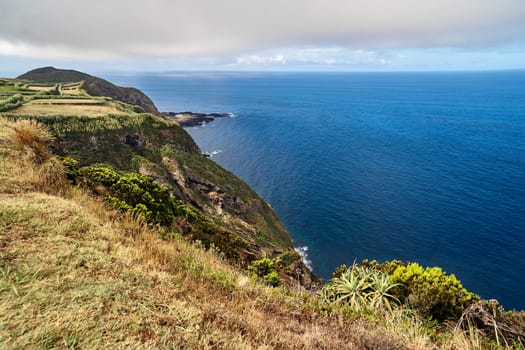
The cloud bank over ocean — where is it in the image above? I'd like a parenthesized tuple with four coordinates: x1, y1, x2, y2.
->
(1, 0, 524, 73)
(1, 0, 524, 60)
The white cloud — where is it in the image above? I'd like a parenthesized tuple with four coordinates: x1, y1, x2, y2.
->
(0, 40, 116, 60)
(233, 47, 392, 67)
(236, 54, 287, 65)
(0, 0, 524, 60)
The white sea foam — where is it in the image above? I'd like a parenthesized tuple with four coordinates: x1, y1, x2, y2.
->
(294, 246, 313, 271)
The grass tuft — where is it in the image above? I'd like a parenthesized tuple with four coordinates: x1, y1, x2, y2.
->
(38, 157, 67, 191)
(9, 119, 54, 164)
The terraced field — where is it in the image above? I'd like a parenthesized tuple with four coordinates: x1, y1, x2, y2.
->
(26, 85, 54, 92)
(0, 80, 133, 116)
(8, 99, 126, 116)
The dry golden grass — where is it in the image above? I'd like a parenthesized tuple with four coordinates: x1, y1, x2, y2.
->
(26, 85, 54, 92)
(8, 99, 125, 116)
(1, 188, 407, 349)
(8, 119, 53, 163)
(0, 119, 66, 194)
(61, 87, 82, 95)
(0, 117, 487, 349)
(30, 99, 102, 105)
(1, 190, 432, 349)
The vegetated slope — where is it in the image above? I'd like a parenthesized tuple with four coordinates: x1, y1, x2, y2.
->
(1, 74, 312, 285)
(0, 118, 432, 349)
(17, 67, 158, 114)
(15, 114, 297, 266)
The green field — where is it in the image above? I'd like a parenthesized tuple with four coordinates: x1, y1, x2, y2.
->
(0, 79, 134, 116)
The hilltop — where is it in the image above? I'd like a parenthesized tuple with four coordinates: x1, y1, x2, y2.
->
(17, 67, 159, 114)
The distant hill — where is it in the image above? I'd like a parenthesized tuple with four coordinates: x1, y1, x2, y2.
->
(17, 66, 159, 114)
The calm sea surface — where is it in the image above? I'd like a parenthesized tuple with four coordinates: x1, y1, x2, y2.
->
(105, 71, 525, 310)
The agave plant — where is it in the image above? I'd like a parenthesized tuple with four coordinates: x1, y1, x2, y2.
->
(316, 284, 338, 304)
(321, 263, 402, 313)
(331, 265, 373, 311)
(369, 272, 401, 312)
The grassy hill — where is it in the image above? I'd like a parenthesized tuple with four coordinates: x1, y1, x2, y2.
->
(17, 67, 159, 114)
(1, 72, 524, 349)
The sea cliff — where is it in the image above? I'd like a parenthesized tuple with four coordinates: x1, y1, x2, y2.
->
(3, 67, 315, 285)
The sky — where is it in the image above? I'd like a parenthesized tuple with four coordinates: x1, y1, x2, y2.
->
(1, 0, 525, 75)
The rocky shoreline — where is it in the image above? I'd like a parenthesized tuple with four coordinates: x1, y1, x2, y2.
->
(161, 111, 233, 127)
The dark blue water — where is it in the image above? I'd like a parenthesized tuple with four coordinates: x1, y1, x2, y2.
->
(106, 71, 525, 310)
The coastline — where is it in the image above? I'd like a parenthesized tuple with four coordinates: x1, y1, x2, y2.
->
(162, 111, 233, 127)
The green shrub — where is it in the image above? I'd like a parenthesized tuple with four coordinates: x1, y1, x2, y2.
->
(247, 258, 283, 287)
(327, 260, 477, 321)
(79, 165, 178, 226)
(30, 95, 103, 100)
(0, 94, 23, 112)
(77, 164, 249, 261)
(277, 250, 301, 268)
(390, 262, 476, 321)
(79, 164, 120, 186)
(332, 264, 348, 278)
(361, 259, 404, 274)
(61, 157, 80, 183)
(109, 172, 176, 225)
(248, 258, 274, 277)
(264, 271, 283, 287)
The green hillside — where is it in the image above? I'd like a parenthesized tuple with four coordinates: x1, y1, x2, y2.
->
(17, 67, 159, 114)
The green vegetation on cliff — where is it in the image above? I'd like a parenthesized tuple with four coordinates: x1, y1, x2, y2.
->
(0, 74, 307, 281)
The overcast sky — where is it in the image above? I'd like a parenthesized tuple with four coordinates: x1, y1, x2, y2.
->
(1, 0, 525, 75)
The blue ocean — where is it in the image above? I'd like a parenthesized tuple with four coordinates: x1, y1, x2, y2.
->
(105, 71, 525, 310)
